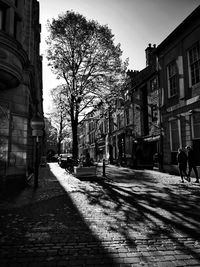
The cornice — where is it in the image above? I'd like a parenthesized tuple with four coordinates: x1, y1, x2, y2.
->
(0, 31, 29, 67)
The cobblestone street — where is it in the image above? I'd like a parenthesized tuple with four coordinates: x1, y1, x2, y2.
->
(0, 163, 200, 267)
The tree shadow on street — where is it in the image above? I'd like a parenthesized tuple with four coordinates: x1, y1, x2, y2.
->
(75, 167, 200, 262)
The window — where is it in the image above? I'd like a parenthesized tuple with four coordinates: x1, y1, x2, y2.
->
(188, 43, 200, 86)
(14, 13, 21, 39)
(0, 6, 6, 31)
(167, 61, 177, 98)
(104, 120, 108, 134)
(117, 114, 120, 129)
(170, 120, 179, 151)
(125, 109, 129, 126)
(89, 132, 95, 144)
(151, 105, 158, 122)
(150, 77, 158, 91)
(99, 122, 103, 135)
(0, 9, 3, 29)
(89, 121, 93, 131)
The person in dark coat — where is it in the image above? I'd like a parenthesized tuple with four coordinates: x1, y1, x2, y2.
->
(85, 152, 91, 167)
(186, 146, 199, 183)
(176, 147, 188, 183)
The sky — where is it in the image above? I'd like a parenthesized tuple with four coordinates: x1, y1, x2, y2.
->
(39, 0, 200, 115)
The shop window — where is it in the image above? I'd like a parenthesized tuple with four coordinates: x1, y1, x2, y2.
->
(188, 42, 200, 86)
(167, 61, 178, 98)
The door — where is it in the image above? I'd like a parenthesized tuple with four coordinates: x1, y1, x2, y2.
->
(193, 139, 200, 166)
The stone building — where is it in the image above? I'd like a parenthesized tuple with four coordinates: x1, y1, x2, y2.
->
(0, 0, 43, 185)
(155, 5, 200, 174)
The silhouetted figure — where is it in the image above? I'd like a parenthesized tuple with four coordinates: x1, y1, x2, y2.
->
(186, 146, 199, 183)
(176, 148, 188, 183)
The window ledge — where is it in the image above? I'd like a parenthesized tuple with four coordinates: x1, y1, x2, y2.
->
(186, 95, 200, 105)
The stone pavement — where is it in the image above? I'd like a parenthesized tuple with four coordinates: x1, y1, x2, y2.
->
(0, 163, 200, 267)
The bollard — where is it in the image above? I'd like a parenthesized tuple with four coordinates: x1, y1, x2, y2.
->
(103, 159, 106, 177)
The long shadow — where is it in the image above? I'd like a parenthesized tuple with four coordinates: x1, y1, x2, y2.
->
(75, 167, 200, 261)
(0, 164, 132, 267)
(98, 165, 157, 184)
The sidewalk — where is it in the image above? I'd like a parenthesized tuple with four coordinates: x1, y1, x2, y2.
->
(0, 163, 200, 267)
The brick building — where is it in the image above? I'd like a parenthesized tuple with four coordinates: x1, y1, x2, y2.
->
(0, 0, 43, 184)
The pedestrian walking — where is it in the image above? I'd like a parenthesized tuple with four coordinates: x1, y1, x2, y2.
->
(176, 147, 188, 183)
(186, 145, 199, 183)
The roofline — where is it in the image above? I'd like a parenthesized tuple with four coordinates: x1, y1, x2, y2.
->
(155, 5, 200, 53)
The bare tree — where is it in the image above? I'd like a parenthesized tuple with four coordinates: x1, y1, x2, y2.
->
(46, 11, 127, 159)
(48, 85, 71, 155)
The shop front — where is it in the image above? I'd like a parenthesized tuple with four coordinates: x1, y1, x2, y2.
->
(134, 135, 159, 169)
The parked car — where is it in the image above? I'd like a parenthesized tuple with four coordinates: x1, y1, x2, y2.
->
(47, 152, 59, 162)
(51, 154, 59, 162)
(58, 154, 74, 169)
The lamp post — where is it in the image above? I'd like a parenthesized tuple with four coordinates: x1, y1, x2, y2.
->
(30, 113, 44, 188)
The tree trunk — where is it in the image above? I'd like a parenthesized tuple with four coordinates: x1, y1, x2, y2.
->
(72, 120, 78, 160)
(57, 137, 62, 155)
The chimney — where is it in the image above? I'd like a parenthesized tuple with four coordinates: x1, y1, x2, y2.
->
(145, 43, 156, 67)
(127, 69, 139, 78)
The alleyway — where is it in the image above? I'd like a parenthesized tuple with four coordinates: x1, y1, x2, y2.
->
(0, 163, 200, 267)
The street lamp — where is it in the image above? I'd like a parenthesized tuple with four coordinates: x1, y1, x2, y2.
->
(30, 113, 44, 188)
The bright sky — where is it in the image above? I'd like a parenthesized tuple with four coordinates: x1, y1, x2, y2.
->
(39, 0, 200, 115)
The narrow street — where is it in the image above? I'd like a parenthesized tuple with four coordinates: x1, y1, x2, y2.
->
(0, 163, 200, 267)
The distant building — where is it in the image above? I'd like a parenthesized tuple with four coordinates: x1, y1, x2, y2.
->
(78, 104, 108, 162)
(0, 0, 43, 184)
